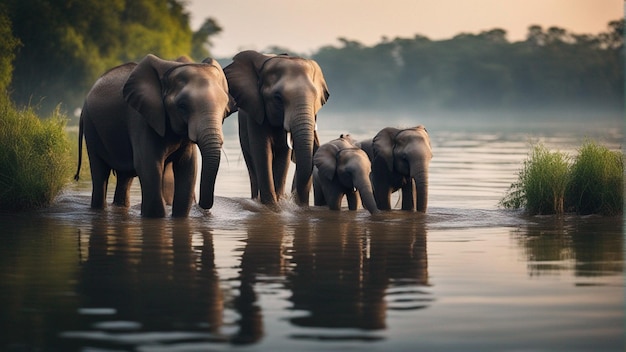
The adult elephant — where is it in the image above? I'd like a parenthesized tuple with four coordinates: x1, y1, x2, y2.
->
(74, 54, 235, 217)
(224, 50, 330, 207)
(313, 135, 379, 214)
(360, 126, 432, 212)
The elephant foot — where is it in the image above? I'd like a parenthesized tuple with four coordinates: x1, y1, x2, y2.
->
(111, 200, 130, 207)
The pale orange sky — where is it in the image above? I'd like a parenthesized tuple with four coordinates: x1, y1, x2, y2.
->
(187, 0, 623, 57)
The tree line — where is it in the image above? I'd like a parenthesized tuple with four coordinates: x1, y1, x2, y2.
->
(311, 21, 623, 114)
(1, 0, 221, 115)
(1, 1, 623, 120)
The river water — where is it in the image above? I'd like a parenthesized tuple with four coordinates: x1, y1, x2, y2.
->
(0, 113, 623, 351)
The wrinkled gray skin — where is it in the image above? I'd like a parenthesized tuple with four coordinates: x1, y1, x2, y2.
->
(313, 134, 379, 214)
(360, 126, 432, 212)
(224, 50, 329, 207)
(74, 54, 234, 217)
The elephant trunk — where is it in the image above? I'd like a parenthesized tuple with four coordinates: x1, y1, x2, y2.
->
(289, 107, 315, 206)
(197, 127, 223, 209)
(354, 174, 379, 215)
(411, 162, 429, 212)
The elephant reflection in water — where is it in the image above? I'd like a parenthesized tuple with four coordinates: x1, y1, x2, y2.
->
(367, 217, 430, 303)
(289, 218, 385, 330)
(76, 218, 223, 344)
(287, 214, 430, 331)
(231, 213, 288, 344)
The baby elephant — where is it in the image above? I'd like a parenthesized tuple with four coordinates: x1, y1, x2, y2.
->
(360, 125, 432, 212)
(313, 135, 379, 214)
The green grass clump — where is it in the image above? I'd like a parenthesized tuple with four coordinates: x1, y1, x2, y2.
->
(501, 143, 570, 215)
(501, 141, 623, 216)
(567, 141, 623, 215)
(0, 98, 73, 211)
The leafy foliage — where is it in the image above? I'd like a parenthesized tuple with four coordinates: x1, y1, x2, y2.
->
(3, 2, 623, 122)
(0, 7, 19, 94)
(191, 18, 223, 61)
(0, 99, 72, 211)
(4, 0, 221, 118)
(313, 21, 624, 114)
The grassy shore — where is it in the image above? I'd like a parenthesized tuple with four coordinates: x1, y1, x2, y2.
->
(0, 98, 73, 211)
(501, 141, 623, 215)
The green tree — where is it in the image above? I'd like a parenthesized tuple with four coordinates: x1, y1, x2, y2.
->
(313, 19, 623, 114)
(600, 19, 624, 49)
(5, 0, 221, 119)
(0, 6, 20, 96)
(191, 17, 222, 61)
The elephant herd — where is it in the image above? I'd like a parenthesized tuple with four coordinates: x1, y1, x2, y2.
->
(74, 51, 432, 217)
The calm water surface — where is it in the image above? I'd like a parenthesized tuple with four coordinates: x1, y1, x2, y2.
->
(0, 116, 623, 351)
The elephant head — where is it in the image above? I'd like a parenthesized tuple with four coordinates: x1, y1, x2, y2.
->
(123, 54, 235, 210)
(224, 50, 330, 205)
(372, 125, 433, 212)
(313, 134, 379, 214)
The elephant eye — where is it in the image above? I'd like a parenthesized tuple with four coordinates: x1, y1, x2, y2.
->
(273, 93, 283, 105)
(176, 102, 189, 115)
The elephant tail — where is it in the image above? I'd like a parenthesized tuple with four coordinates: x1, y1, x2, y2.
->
(73, 111, 84, 181)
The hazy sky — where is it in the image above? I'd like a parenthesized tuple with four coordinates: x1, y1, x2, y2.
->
(187, 0, 623, 58)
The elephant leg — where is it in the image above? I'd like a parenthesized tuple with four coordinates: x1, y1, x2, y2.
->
(88, 153, 111, 209)
(248, 120, 277, 205)
(272, 129, 291, 200)
(401, 180, 416, 211)
(312, 170, 327, 206)
(134, 145, 166, 217)
(323, 182, 345, 211)
(372, 158, 392, 210)
(113, 171, 134, 207)
(346, 190, 359, 211)
(239, 112, 258, 199)
(373, 184, 391, 210)
(241, 142, 258, 199)
(171, 145, 197, 217)
(138, 171, 166, 217)
(373, 178, 393, 211)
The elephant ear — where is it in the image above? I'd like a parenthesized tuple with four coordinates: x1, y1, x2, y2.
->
(314, 142, 340, 181)
(202, 57, 226, 87)
(202, 57, 238, 118)
(223, 50, 269, 125)
(123, 54, 179, 137)
(358, 138, 375, 161)
(373, 127, 400, 173)
(414, 124, 432, 145)
(311, 60, 330, 108)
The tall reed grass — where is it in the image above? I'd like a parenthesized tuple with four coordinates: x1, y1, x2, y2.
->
(501, 141, 623, 215)
(567, 141, 623, 215)
(501, 143, 570, 214)
(0, 98, 72, 211)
